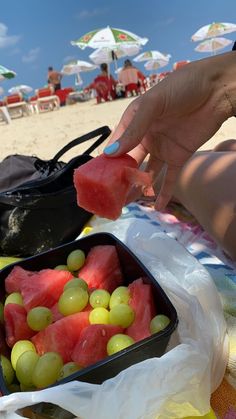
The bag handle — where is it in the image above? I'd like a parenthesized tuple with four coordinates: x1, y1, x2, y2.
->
(51, 126, 111, 164)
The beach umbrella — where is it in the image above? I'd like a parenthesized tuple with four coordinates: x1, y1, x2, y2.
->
(134, 50, 171, 62)
(0, 65, 16, 81)
(61, 60, 97, 88)
(191, 22, 236, 42)
(194, 37, 232, 55)
(144, 58, 170, 71)
(71, 26, 148, 50)
(8, 85, 33, 95)
(89, 44, 141, 65)
(61, 60, 98, 75)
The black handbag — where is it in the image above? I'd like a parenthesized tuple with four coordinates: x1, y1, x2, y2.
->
(0, 126, 111, 257)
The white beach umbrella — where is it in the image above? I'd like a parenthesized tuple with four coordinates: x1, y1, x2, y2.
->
(144, 58, 170, 71)
(8, 84, 33, 95)
(191, 22, 236, 42)
(134, 50, 171, 62)
(89, 44, 141, 65)
(71, 26, 148, 50)
(61, 60, 98, 75)
(194, 37, 232, 54)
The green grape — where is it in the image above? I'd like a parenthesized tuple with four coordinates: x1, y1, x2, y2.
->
(89, 289, 110, 309)
(150, 314, 170, 334)
(27, 307, 53, 331)
(67, 249, 85, 272)
(16, 351, 40, 387)
(89, 307, 109, 324)
(32, 352, 63, 389)
(64, 277, 88, 292)
(0, 355, 15, 386)
(58, 287, 89, 316)
(109, 286, 130, 309)
(54, 264, 69, 271)
(11, 340, 36, 370)
(107, 334, 135, 356)
(57, 362, 82, 381)
(5, 292, 23, 306)
(0, 301, 4, 323)
(109, 304, 135, 328)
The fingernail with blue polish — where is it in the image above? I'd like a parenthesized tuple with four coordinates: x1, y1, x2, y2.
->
(103, 141, 120, 155)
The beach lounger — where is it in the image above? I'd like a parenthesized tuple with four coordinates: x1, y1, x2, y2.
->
(0, 104, 11, 124)
(4, 93, 30, 118)
(35, 86, 60, 112)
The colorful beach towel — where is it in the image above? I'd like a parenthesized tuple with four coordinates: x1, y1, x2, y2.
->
(86, 200, 236, 419)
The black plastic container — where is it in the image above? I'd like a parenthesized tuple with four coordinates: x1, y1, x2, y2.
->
(0, 232, 178, 395)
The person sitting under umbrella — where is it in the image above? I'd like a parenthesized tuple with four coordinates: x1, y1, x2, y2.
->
(84, 63, 117, 104)
(118, 59, 145, 97)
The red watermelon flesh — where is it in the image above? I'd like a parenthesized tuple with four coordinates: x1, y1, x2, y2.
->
(79, 245, 123, 293)
(73, 153, 140, 220)
(32, 311, 90, 363)
(5, 266, 35, 294)
(71, 324, 123, 368)
(20, 269, 73, 311)
(126, 278, 156, 342)
(4, 303, 35, 347)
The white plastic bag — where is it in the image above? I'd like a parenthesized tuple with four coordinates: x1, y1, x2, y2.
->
(0, 218, 228, 419)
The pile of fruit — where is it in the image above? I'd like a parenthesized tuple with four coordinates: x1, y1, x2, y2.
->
(0, 245, 170, 392)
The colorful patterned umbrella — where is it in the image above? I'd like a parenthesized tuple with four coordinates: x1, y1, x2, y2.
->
(71, 26, 148, 50)
(194, 37, 232, 54)
(61, 60, 97, 75)
(8, 85, 33, 95)
(134, 50, 171, 62)
(191, 22, 236, 42)
(89, 44, 141, 65)
(0, 65, 16, 81)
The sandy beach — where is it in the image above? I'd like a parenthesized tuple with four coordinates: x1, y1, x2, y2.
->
(1, 96, 236, 162)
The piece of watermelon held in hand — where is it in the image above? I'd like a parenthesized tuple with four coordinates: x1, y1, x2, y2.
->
(78, 245, 123, 293)
(73, 153, 152, 220)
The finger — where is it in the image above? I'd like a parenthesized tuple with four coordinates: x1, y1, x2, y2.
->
(154, 165, 182, 211)
(104, 90, 161, 156)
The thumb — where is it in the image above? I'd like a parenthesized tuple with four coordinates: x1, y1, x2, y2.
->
(103, 92, 158, 157)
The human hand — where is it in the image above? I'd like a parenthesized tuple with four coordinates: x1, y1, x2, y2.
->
(104, 52, 234, 210)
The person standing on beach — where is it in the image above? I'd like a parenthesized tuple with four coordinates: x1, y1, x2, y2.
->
(47, 66, 62, 91)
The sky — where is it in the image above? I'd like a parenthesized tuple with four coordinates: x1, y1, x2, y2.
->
(1, 0, 236, 94)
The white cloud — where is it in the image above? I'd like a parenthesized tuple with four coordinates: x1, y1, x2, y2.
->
(22, 47, 40, 63)
(76, 8, 109, 20)
(0, 23, 21, 48)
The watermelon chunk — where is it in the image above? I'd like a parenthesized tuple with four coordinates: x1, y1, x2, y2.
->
(79, 245, 123, 292)
(71, 324, 123, 367)
(126, 278, 156, 342)
(5, 266, 35, 294)
(32, 311, 90, 363)
(19, 268, 73, 311)
(73, 153, 151, 220)
(4, 303, 35, 347)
